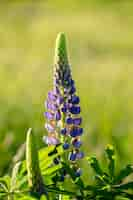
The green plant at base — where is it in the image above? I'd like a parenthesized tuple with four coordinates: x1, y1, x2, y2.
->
(86, 145, 133, 200)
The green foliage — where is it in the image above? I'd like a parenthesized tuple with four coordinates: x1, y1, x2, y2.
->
(1, 140, 133, 199)
(0, 0, 133, 177)
(86, 145, 133, 199)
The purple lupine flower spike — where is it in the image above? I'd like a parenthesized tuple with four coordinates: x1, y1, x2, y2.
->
(43, 33, 84, 177)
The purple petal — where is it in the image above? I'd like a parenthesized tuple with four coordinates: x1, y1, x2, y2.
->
(45, 123, 55, 133)
(61, 128, 67, 135)
(69, 152, 77, 161)
(76, 152, 84, 159)
(55, 110, 61, 120)
(71, 95, 80, 104)
(43, 136, 60, 145)
(66, 117, 73, 124)
(73, 118, 82, 125)
(70, 128, 83, 137)
(45, 112, 54, 120)
(69, 85, 76, 94)
(56, 96, 64, 105)
(72, 140, 82, 148)
(48, 91, 57, 101)
(61, 106, 67, 113)
(63, 143, 70, 150)
(69, 106, 80, 114)
(53, 87, 60, 94)
(45, 101, 57, 111)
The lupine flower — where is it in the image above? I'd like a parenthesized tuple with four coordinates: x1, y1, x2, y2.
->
(44, 32, 84, 177)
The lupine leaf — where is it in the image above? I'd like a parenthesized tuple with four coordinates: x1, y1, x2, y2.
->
(10, 161, 22, 192)
(60, 195, 71, 200)
(26, 128, 47, 197)
(114, 164, 133, 184)
(87, 156, 104, 176)
(105, 144, 115, 180)
(42, 164, 62, 176)
(40, 195, 47, 200)
(113, 181, 133, 190)
(39, 145, 63, 174)
(115, 196, 130, 200)
(0, 175, 10, 196)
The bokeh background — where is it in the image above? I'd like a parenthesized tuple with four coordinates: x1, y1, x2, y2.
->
(0, 0, 133, 180)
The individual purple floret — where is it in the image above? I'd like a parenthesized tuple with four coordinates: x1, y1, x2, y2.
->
(76, 152, 84, 159)
(69, 152, 77, 161)
(55, 110, 61, 121)
(73, 118, 82, 125)
(61, 128, 67, 135)
(72, 139, 82, 148)
(70, 128, 83, 137)
(66, 117, 73, 124)
(45, 123, 55, 133)
(43, 136, 60, 145)
(63, 143, 70, 150)
(69, 106, 81, 115)
(45, 112, 54, 120)
(71, 95, 80, 104)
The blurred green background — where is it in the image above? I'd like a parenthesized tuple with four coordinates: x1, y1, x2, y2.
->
(0, 0, 133, 178)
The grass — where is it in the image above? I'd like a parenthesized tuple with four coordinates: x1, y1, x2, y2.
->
(0, 1, 133, 179)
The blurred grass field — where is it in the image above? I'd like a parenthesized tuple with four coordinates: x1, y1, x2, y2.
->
(0, 0, 133, 178)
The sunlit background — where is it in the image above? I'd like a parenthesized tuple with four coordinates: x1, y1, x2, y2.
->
(0, 1, 133, 180)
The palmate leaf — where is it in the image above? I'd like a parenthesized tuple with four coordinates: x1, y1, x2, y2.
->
(115, 196, 130, 200)
(0, 175, 10, 199)
(87, 156, 104, 177)
(39, 145, 63, 175)
(0, 175, 10, 192)
(114, 164, 133, 184)
(87, 156, 109, 185)
(113, 181, 133, 190)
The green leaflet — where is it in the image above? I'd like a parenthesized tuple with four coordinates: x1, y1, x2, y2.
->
(87, 156, 104, 176)
(39, 145, 63, 174)
(10, 162, 22, 192)
(114, 164, 133, 184)
(59, 195, 70, 200)
(0, 175, 10, 192)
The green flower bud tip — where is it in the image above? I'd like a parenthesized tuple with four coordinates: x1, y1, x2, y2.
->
(54, 32, 69, 65)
